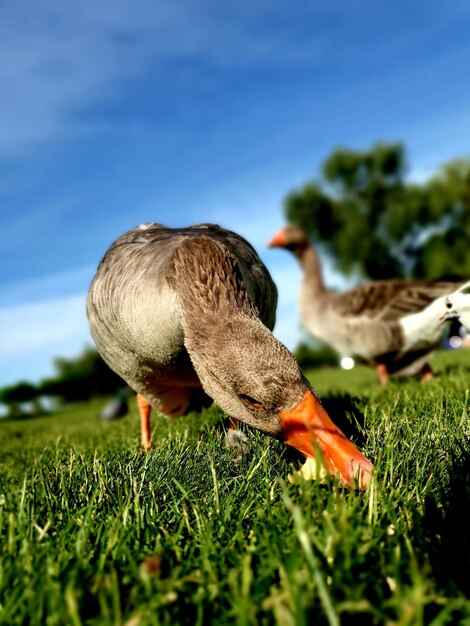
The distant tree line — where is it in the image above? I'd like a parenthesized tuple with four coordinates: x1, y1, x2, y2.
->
(0, 347, 125, 419)
(0, 342, 339, 419)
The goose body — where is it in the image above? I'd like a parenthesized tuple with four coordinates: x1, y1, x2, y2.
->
(88, 223, 276, 417)
(268, 226, 464, 383)
(87, 223, 373, 488)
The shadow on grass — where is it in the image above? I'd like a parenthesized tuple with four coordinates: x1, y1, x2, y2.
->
(321, 393, 368, 447)
(0, 411, 51, 423)
(435, 362, 470, 378)
(420, 441, 470, 597)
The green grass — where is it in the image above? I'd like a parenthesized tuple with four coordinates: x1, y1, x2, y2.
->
(1, 351, 470, 625)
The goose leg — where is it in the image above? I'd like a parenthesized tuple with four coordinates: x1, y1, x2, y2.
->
(152, 386, 204, 417)
(136, 393, 152, 450)
(420, 363, 433, 383)
(375, 363, 389, 386)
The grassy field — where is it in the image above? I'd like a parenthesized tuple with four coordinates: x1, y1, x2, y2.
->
(1, 351, 470, 626)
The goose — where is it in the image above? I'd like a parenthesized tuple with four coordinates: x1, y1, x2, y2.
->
(440, 282, 470, 330)
(87, 223, 373, 488)
(268, 226, 465, 384)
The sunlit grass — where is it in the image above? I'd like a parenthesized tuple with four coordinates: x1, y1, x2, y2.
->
(1, 350, 470, 625)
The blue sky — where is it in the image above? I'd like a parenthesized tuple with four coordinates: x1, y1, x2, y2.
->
(1, 0, 470, 388)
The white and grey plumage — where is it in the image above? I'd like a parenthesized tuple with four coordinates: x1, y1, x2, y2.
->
(87, 223, 373, 488)
(440, 282, 470, 330)
(268, 226, 466, 384)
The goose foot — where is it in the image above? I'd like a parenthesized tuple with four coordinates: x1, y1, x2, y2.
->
(420, 363, 433, 383)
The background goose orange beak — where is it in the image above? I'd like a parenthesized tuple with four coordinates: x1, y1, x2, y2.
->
(280, 390, 373, 489)
(267, 231, 287, 248)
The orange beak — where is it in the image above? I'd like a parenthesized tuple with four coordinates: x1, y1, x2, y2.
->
(280, 390, 373, 489)
(267, 230, 287, 248)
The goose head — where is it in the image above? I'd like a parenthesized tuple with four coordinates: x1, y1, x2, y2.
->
(175, 234, 372, 488)
(267, 226, 311, 258)
(267, 227, 325, 292)
(184, 313, 373, 489)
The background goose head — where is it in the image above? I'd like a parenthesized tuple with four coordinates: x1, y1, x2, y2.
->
(267, 226, 311, 258)
(267, 226, 325, 293)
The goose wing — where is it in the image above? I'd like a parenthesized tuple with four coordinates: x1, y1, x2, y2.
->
(327, 279, 463, 321)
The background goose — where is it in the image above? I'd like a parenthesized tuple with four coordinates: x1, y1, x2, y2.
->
(268, 226, 465, 384)
(87, 223, 373, 488)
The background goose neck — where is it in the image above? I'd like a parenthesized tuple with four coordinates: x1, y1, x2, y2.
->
(298, 244, 326, 294)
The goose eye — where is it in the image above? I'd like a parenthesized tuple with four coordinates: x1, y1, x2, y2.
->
(446, 302, 453, 309)
(240, 393, 263, 409)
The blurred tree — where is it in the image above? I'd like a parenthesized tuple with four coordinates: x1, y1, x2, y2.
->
(0, 381, 39, 418)
(0, 348, 125, 414)
(285, 143, 470, 280)
(39, 346, 125, 402)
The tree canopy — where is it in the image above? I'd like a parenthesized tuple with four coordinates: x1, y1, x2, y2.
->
(285, 143, 470, 280)
(0, 381, 38, 404)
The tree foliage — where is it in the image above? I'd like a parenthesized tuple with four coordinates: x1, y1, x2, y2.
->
(0, 381, 38, 404)
(285, 143, 470, 280)
(0, 347, 125, 415)
(0, 382, 46, 419)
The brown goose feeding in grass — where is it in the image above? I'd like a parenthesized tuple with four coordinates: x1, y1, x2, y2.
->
(87, 222, 372, 488)
(268, 226, 465, 385)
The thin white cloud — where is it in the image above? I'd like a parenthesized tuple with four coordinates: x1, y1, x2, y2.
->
(0, 0, 329, 155)
(3, 0, 470, 159)
(0, 294, 91, 386)
(1, 265, 95, 307)
(0, 295, 88, 355)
